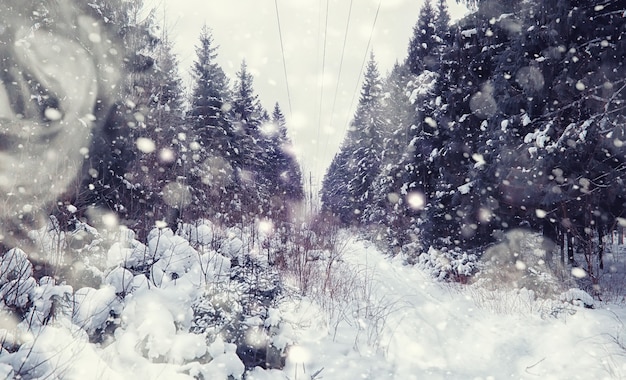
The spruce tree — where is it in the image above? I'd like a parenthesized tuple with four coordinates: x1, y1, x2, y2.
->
(271, 103, 304, 204)
(320, 53, 385, 224)
(186, 26, 239, 223)
(320, 150, 356, 225)
(406, 0, 438, 74)
(506, 0, 626, 266)
(188, 25, 233, 160)
(231, 60, 267, 219)
(421, 8, 507, 250)
(263, 103, 305, 221)
(434, 0, 451, 40)
(232, 61, 263, 124)
(72, 0, 165, 237)
(363, 62, 416, 245)
(127, 31, 186, 230)
(348, 53, 386, 221)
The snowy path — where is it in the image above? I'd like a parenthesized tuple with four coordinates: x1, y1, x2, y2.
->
(268, 235, 626, 380)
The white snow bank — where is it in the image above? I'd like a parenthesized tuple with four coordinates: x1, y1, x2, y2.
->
(272, 235, 626, 379)
(72, 285, 119, 335)
(178, 221, 216, 246)
(560, 288, 594, 308)
(1, 325, 122, 379)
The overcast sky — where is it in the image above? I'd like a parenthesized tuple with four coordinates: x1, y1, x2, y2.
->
(145, 0, 468, 198)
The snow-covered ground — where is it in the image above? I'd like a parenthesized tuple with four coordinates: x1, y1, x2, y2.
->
(254, 236, 626, 380)
(2, 223, 626, 379)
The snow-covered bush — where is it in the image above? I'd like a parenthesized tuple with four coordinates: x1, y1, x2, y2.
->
(0, 215, 306, 377)
(199, 337, 246, 379)
(27, 216, 68, 268)
(72, 285, 119, 340)
(178, 220, 217, 248)
(149, 232, 197, 286)
(106, 233, 150, 271)
(0, 249, 36, 312)
(1, 273, 74, 353)
(0, 219, 246, 376)
(0, 324, 100, 379)
(559, 288, 594, 309)
(26, 215, 103, 266)
(104, 267, 135, 295)
(107, 287, 207, 364)
(191, 250, 285, 370)
(142, 226, 231, 287)
(221, 232, 245, 258)
(416, 245, 479, 282)
(26, 277, 73, 330)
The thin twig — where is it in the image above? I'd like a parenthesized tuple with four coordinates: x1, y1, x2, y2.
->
(525, 357, 546, 375)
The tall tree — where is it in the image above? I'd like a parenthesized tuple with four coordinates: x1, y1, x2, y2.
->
(271, 103, 304, 203)
(188, 25, 233, 159)
(232, 60, 263, 124)
(185, 26, 239, 222)
(127, 30, 187, 230)
(71, 0, 166, 237)
(406, 0, 438, 74)
(363, 62, 416, 244)
(420, 2, 517, 250)
(231, 60, 268, 220)
(434, 0, 451, 40)
(321, 53, 385, 223)
(260, 103, 305, 221)
(320, 149, 356, 225)
(433, 0, 453, 67)
(348, 53, 386, 220)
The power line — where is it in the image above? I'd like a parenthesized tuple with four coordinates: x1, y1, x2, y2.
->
(327, 0, 354, 131)
(316, 0, 330, 145)
(345, 0, 382, 131)
(314, 0, 323, 118)
(314, 0, 330, 180)
(274, 0, 293, 116)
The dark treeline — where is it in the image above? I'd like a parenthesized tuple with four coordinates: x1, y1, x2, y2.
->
(320, 0, 626, 280)
(56, 1, 304, 239)
(0, 2, 304, 370)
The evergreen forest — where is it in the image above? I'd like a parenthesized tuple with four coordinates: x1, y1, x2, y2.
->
(1, 0, 626, 378)
(321, 0, 626, 282)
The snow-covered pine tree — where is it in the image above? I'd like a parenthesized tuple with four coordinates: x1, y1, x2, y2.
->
(434, 0, 451, 44)
(365, 0, 452, 249)
(362, 62, 414, 245)
(188, 25, 234, 160)
(267, 103, 305, 221)
(231, 60, 269, 221)
(380, 63, 414, 169)
(420, 0, 626, 269)
(406, 0, 438, 74)
(320, 149, 356, 225)
(343, 53, 386, 222)
(69, 0, 170, 237)
(321, 53, 386, 225)
(420, 3, 516, 251)
(184, 26, 246, 223)
(495, 0, 626, 269)
(127, 30, 187, 232)
(380, 0, 453, 252)
(232, 60, 263, 124)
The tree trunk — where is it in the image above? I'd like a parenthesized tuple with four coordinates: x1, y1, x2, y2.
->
(559, 228, 565, 265)
(567, 232, 575, 264)
(598, 225, 605, 271)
